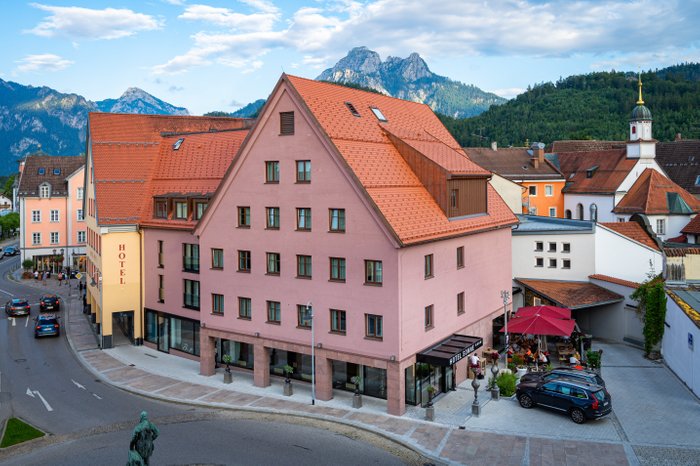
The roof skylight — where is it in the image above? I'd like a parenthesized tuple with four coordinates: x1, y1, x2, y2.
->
(38, 167, 46, 175)
(53, 168, 61, 175)
(345, 102, 360, 117)
(173, 138, 184, 150)
(370, 107, 387, 122)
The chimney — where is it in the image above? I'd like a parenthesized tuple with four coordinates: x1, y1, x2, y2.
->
(676, 133, 682, 141)
(531, 142, 545, 165)
(491, 141, 498, 151)
(532, 157, 540, 169)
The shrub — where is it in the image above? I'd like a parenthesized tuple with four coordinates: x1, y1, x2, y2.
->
(586, 350, 602, 369)
(496, 372, 517, 397)
(22, 259, 34, 272)
(511, 354, 524, 367)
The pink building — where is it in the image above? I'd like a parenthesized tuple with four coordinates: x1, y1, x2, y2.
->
(16, 153, 86, 271)
(194, 75, 517, 415)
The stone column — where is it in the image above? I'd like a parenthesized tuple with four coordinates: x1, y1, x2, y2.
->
(315, 354, 333, 401)
(199, 331, 215, 376)
(253, 343, 270, 387)
(386, 361, 405, 416)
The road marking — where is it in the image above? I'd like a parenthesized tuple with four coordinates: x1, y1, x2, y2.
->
(11, 318, 15, 327)
(71, 379, 86, 390)
(92, 393, 102, 400)
(33, 390, 53, 412)
(26, 388, 35, 398)
(25, 317, 29, 328)
(0, 289, 12, 296)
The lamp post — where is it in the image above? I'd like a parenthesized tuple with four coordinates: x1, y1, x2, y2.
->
(500, 289, 510, 351)
(308, 302, 315, 405)
(52, 248, 57, 273)
(60, 248, 64, 271)
(471, 374, 481, 416)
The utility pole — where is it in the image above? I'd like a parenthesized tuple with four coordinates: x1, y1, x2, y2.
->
(308, 302, 315, 405)
(500, 290, 510, 350)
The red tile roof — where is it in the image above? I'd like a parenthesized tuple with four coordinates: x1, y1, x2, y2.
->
(599, 221, 661, 251)
(286, 75, 517, 245)
(551, 140, 625, 153)
(589, 274, 640, 289)
(613, 168, 700, 214)
(656, 139, 700, 195)
(664, 247, 700, 257)
(88, 113, 251, 226)
(555, 149, 635, 194)
(681, 215, 700, 234)
(515, 278, 624, 309)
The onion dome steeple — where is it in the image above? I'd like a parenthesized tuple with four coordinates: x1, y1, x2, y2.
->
(630, 74, 652, 121)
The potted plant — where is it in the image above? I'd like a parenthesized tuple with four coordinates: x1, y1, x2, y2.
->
(283, 364, 294, 396)
(351, 375, 362, 408)
(222, 354, 232, 384)
(512, 354, 527, 379)
(585, 349, 602, 373)
(425, 384, 436, 421)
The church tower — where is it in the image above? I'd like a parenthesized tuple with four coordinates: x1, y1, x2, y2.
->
(626, 74, 656, 159)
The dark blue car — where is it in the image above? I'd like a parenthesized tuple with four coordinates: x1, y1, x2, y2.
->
(517, 378, 612, 424)
(34, 314, 60, 338)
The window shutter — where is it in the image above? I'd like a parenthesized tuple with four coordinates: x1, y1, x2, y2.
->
(280, 111, 295, 135)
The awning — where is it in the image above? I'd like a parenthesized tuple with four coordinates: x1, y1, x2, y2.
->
(416, 334, 483, 367)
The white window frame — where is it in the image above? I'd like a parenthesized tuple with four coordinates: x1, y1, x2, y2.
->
(50, 232, 59, 244)
(39, 184, 51, 198)
(545, 185, 553, 197)
(50, 209, 59, 222)
(32, 210, 41, 222)
(77, 231, 86, 243)
(77, 187, 84, 200)
(656, 219, 666, 235)
(77, 209, 84, 221)
(32, 232, 41, 245)
(549, 207, 556, 217)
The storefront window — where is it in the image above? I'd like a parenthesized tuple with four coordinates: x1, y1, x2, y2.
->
(362, 366, 387, 399)
(405, 366, 416, 405)
(145, 310, 157, 344)
(219, 340, 254, 369)
(170, 318, 198, 355)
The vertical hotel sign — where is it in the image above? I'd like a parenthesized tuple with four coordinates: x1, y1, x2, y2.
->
(118, 244, 127, 284)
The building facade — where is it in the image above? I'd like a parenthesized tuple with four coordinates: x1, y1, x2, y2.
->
(16, 154, 86, 271)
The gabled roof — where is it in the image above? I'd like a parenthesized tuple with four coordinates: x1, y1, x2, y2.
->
(551, 140, 625, 153)
(681, 215, 700, 234)
(599, 221, 661, 251)
(17, 154, 84, 197)
(88, 113, 252, 226)
(555, 149, 635, 195)
(514, 278, 624, 310)
(589, 274, 640, 289)
(656, 139, 700, 195)
(613, 168, 700, 215)
(285, 75, 516, 245)
(464, 147, 563, 180)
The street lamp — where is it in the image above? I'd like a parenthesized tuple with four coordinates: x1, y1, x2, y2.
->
(52, 249, 57, 273)
(500, 289, 510, 351)
(60, 248, 64, 271)
(307, 302, 315, 405)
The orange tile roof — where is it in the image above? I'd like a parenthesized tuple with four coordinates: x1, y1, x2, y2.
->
(515, 278, 624, 310)
(589, 274, 640, 289)
(599, 221, 660, 251)
(556, 149, 635, 194)
(89, 113, 251, 226)
(286, 75, 516, 244)
(613, 168, 700, 215)
(681, 215, 700, 234)
(664, 247, 700, 257)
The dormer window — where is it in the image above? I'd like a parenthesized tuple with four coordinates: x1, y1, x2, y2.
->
(370, 107, 387, 122)
(154, 200, 167, 219)
(586, 166, 598, 178)
(38, 168, 46, 175)
(39, 183, 51, 198)
(53, 168, 61, 175)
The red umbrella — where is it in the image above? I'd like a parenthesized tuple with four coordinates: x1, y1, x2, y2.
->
(516, 305, 571, 320)
(500, 314, 575, 337)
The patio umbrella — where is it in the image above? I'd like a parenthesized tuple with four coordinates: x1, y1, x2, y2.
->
(515, 305, 571, 320)
(501, 313, 575, 337)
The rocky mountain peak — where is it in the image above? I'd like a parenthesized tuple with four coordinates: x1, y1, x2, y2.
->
(335, 46, 382, 75)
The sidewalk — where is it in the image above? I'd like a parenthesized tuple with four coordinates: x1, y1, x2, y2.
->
(8, 266, 679, 466)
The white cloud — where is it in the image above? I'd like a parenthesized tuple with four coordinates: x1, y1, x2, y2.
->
(153, 0, 700, 75)
(15, 54, 74, 73)
(488, 87, 526, 99)
(27, 3, 162, 40)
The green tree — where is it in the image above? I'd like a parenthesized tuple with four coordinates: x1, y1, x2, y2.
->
(0, 212, 19, 238)
(2, 175, 13, 199)
(630, 274, 668, 356)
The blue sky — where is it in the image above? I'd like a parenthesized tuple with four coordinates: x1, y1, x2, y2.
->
(3, 0, 700, 115)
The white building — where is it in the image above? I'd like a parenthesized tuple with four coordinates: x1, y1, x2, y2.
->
(663, 288, 700, 397)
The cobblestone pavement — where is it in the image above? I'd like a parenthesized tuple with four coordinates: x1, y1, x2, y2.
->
(6, 258, 700, 466)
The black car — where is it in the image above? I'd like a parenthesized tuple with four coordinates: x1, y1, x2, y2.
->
(3, 246, 19, 256)
(519, 367, 605, 387)
(39, 294, 61, 312)
(5, 298, 31, 316)
(34, 314, 60, 338)
(516, 378, 612, 424)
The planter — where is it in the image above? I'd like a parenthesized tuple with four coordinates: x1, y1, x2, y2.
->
(425, 405, 435, 421)
(516, 367, 527, 380)
(284, 381, 293, 396)
(223, 371, 232, 384)
(491, 387, 500, 401)
(352, 393, 362, 409)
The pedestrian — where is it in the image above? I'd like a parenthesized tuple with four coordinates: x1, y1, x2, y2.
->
(57, 271, 63, 286)
(34, 270, 39, 280)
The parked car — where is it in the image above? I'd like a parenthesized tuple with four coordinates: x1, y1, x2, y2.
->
(3, 246, 19, 256)
(516, 378, 612, 424)
(519, 367, 605, 387)
(5, 298, 31, 316)
(39, 294, 61, 312)
(34, 314, 60, 338)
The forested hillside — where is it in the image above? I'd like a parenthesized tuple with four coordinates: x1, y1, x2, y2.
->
(440, 63, 700, 147)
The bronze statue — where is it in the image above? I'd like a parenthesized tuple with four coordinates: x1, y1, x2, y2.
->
(127, 411, 159, 466)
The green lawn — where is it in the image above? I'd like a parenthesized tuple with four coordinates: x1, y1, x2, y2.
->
(1, 418, 45, 448)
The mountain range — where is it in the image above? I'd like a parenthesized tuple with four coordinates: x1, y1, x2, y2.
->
(0, 81, 187, 175)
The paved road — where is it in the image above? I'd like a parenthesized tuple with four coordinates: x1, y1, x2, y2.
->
(0, 251, 423, 465)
